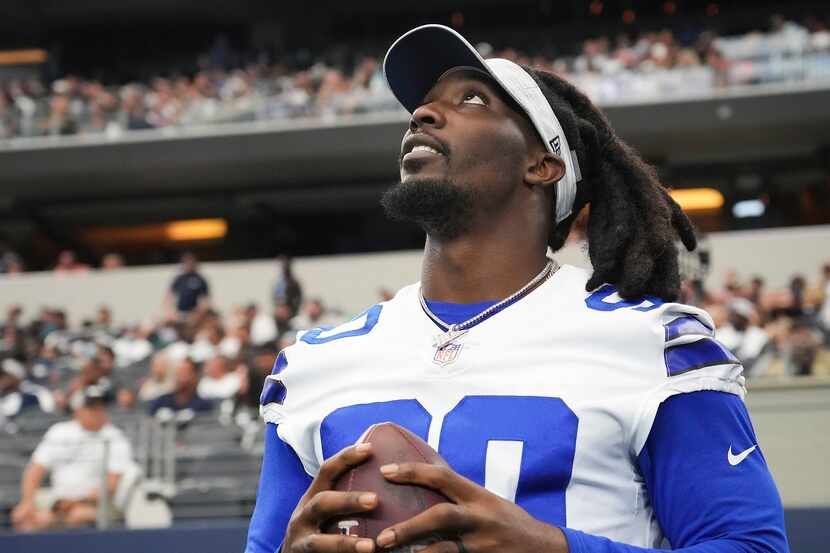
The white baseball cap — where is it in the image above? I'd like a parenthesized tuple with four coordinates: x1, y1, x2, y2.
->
(383, 24, 582, 224)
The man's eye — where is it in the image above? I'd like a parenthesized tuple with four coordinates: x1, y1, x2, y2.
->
(462, 92, 487, 105)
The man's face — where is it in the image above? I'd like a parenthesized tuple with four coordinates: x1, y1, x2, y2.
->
(182, 254, 197, 272)
(383, 70, 540, 240)
(0, 373, 18, 393)
(175, 360, 198, 393)
(76, 403, 108, 432)
(204, 356, 228, 379)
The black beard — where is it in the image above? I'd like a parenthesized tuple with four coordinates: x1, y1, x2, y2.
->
(380, 178, 476, 241)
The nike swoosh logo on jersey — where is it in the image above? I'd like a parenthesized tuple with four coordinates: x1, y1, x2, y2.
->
(728, 444, 757, 466)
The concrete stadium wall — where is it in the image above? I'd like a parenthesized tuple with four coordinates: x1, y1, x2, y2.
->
(1, 225, 828, 327)
(745, 380, 830, 509)
(2, 513, 829, 553)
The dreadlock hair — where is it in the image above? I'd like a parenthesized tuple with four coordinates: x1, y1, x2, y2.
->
(524, 66, 697, 302)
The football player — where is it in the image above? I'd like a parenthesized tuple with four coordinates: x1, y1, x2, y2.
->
(246, 25, 788, 553)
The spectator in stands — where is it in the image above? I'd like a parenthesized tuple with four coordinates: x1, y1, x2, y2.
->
(1, 323, 26, 359)
(718, 298, 769, 376)
(748, 275, 765, 306)
(189, 323, 224, 363)
(293, 297, 340, 330)
(788, 275, 808, 317)
(0, 251, 24, 274)
(0, 357, 51, 420)
(758, 316, 828, 377)
(165, 252, 210, 318)
(0, 90, 15, 138)
(11, 383, 133, 531)
(100, 252, 125, 270)
(250, 304, 278, 346)
(785, 318, 824, 376)
(148, 357, 213, 415)
(274, 302, 297, 342)
(138, 352, 174, 404)
(43, 93, 78, 136)
(112, 323, 153, 368)
(95, 346, 116, 379)
(53, 250, 90, 274)
(219, 319, 251, 359)
(56, 357, 110, 413)
(197, 355, 242, 401)
(2, 304, 22, 331)
(95, 345, 136, 410)
(272, 256, 303, 317)
(91, 306, 111, 333)
(819, 263, 830, 341)
(119, 84, 153, 131)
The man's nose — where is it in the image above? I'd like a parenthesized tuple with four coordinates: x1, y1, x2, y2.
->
(409, 101, 446, 132)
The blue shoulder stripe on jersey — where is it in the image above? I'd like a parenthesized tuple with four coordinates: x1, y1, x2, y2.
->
(271, 351, 288, 375)
(271, 351, 288, 374)
(260, 378, 287, 405)
(664, 315, 714, 341)
(260, 351, 288, 405)
(664, 337, 739, 376)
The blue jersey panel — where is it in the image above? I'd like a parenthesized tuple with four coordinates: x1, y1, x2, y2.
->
(245, 424, 312, 553)
(562, 391, 788, 553)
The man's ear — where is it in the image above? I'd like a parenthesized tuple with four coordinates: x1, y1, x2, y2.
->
(525, 152, 565, 188)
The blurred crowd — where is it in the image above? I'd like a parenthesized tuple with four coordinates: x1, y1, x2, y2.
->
(2, 253, 829, 432)
(680, 262, 830, 378)
(2, 252, 829, 530)
(0, 247, 126, 276)
(0, 254, 347, 428)
(1, 16, 829, 141)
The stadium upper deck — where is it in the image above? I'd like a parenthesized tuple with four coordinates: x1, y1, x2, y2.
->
(1, 17, 828, 144)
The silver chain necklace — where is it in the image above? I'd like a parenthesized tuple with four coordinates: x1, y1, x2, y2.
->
(419, 258, 559, 353)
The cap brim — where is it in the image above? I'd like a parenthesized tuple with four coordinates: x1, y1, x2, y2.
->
(383, 24, 489, 113)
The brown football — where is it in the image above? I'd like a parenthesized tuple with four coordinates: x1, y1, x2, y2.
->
(323, 422, 450, 547)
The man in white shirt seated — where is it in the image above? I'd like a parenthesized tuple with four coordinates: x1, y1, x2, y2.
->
(197, 355, 242, 401)
(717, 297, 769, 376)
(1, 358, 53, 421)
(11, 383, 134, 531)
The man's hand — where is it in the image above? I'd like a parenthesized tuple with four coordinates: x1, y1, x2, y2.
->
(11, 500, 35, 524)
(374, 462, 569, 553)
(283, 443, 378, 553)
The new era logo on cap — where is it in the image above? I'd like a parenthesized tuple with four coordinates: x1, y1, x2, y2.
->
(549, 136, 562, 157)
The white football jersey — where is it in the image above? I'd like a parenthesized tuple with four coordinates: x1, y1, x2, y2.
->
(261, 264, 745, 548)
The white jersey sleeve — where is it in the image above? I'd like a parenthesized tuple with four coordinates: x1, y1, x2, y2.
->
(628, 300, 746, 455)
(260, 304, 387, 476)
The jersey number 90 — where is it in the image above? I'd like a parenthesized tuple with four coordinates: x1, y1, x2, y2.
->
(320, 396, 578, 527)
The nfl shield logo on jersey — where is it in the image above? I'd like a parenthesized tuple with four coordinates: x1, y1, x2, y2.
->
(433, 343, 462, 366)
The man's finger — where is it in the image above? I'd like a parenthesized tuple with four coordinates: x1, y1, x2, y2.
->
(289, 533, 375, 553)
(416, 540, 468, 553)
(379, 462, 479, 503)
(301, 490, 378, 526)
(306, 443, 373, 496)
(375, 503, 475, 550)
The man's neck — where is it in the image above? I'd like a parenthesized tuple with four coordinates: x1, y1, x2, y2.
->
(420, 229, 549, 303)
(175, 389, 195, 405)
